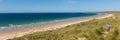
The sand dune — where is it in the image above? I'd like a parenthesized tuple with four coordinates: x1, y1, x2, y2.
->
(0, 14, 114, 40)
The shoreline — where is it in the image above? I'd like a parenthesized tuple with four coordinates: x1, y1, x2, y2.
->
(0, 13, 100, 30)
(0, 14, 114, 40)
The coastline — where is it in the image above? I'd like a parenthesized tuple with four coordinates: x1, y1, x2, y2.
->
(0, 14, 114, 40)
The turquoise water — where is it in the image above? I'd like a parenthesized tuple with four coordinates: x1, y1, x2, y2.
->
(0, 13, 100, 29)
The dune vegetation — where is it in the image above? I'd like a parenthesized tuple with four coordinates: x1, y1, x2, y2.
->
(9, 13, 120, 40)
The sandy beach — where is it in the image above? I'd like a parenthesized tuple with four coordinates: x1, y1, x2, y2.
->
(0, 14, 114, 40)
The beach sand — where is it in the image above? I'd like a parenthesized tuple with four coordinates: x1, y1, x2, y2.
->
(0, 14, 114, 40)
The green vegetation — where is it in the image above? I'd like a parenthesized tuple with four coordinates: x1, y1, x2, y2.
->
(9, 13, 120, 40)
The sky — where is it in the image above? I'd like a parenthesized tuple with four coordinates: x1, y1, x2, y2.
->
(0, 0, 120, 13)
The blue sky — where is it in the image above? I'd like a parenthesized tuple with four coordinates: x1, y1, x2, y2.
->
(0, 0, 120, 13)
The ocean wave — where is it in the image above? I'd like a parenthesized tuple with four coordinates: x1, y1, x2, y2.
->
(0, 21, 57, 29)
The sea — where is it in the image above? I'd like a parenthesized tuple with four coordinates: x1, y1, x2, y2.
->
(0, 13, 102, 29)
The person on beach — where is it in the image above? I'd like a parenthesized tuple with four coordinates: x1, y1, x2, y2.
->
(106, 24, 110, 33)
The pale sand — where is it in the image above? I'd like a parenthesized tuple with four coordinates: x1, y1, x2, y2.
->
(0, 14, 114, 40)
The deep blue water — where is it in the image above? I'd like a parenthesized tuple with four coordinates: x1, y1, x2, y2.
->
(0, 13, 98, 29)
